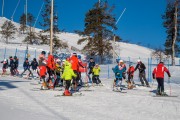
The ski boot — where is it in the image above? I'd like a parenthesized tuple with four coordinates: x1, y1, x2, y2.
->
(63, 90, 72, 96)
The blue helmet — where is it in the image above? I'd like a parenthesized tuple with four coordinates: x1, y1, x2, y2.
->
(77, 55, 81, 59)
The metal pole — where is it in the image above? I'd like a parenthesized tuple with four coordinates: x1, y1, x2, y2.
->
(113, 35, 115, 64)
(4, 47, 6, 59)
(2, 0, 4, 17)
(26, 0, 27, 26)
(50, 0, 54, 55)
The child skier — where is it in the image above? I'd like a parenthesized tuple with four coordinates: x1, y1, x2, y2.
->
(61, 61, 77, 96)
(112, 60, 126, 91)
(152, 61, 171, 96)
(127, 64, 135, 89)
(1, 59, 8, 75)
(39, 60, 48, 90)
(14, 56, 19, 76)
(9, 56, 15, 76)
(92, 64, 101, 85)
(20, 58, 33, 78)
(54, 59, 62, 87)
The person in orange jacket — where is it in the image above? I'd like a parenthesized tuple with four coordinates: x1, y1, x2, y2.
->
(127, 64, 135, 89)
(70, 53, 79, 91)
(39, 60, 48, 90)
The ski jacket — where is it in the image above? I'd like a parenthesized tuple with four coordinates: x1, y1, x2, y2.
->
(88, 61, 95, 70)
(23, 61, 30, 69)
(55, 63, 62, 75)
(152, 63, 171, 79)
(1, 61, 8, 69)
(70, 55, 79, 71)
(9, 59, 15, 68)
(127, 66, 135, 76)
(47, 55, 56, 70)
(39, 66, 47, 77)
(135, 62, 146, 73)
(31, 60, 38, 70)
(112, 65, 126, 79)
(61, 62, 77, 81)
(93, 66, 101, 75)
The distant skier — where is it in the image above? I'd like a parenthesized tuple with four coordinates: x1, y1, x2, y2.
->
(20, 58, 33, 78)
(88, 58, 95, 83)
(1, 59, 8, 75)
(152, 61, 171, 95)
(14, 56, 19, 75)
(92, 64, 101, 85)
(9, 56, 15, 76)
(61, 60, 77, 96)
(127, 64, 135, 89)
(112, 60, 126, 91)
(135, 60, 150, 87)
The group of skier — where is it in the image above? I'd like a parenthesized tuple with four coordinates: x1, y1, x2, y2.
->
(0, 51, 171, 96)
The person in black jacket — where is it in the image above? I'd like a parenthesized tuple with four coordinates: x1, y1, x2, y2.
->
(14, 56, 19, 75)
(135, 60, 150, 87)
(31, 58, 38, 71)
(1, 59, 8, 75)
(20, 58, 33, 78)
(88, 58, 95, 83)
(9, 56, 15, 76)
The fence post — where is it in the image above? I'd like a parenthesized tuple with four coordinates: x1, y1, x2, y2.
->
(108, 63, 110, 79)
(34, 49, 37, 58)
(168, 58, 170, 70)
(4, 47, 6, 59)
(15, 48, 18, 56)
(150, 57, 152, 82)
(148, 58, 150, 82)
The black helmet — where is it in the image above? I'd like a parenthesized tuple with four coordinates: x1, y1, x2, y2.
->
(33, 58, 36, 61)
(14, 56, 17, 59)
(9, 56, 12, 59)
(41, 51, 46, 55)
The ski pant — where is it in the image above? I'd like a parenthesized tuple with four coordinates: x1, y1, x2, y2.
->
(10, 67, 15, 76)
(114, 78, 122, 87)
(128, 75, 135, 84)
(21, 68, 33, 77)
(78, 72, 83, 85)
(72, 70, 78, 85)
(65, 80, 71, 90)
(156, 78, 164, 93)
(139, 72, 149, 86)
(88, 69, 93, 83)
(2, 68, 7, 75)
(92, 75, 101, 84)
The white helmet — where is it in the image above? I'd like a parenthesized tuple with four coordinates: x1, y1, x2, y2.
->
(119, 60, 124, 63)
(137, 59, 141, 62)
(56, 59, 61, 62)
(4, 59, 6, 61)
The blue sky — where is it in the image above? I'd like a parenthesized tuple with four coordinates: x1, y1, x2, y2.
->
(0, 0, 167, 48)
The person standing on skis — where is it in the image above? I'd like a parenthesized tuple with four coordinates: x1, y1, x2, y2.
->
(1, 59, 8, 75)
(112, 60, 126, 91)
(135, 59, 150, 87)
(88, 58, 95, 83)
(20, 58, 33, 78)
(61, 61, 77, 96)
(14, 56, 19, 76)
(152, 61, 171, 95)
(9, 56, 15, 76)
(127, 64, 135, 89)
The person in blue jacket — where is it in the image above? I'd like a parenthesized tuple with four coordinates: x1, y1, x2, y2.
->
(20, 58, 33, 78)
(112, 60, 126, 91)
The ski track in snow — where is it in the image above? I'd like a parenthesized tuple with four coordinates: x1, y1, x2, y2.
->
(0, 75, 180, 120)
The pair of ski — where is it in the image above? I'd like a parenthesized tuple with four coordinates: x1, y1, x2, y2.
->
(54, 92, 83, 97)
(152, 94, 178, 97)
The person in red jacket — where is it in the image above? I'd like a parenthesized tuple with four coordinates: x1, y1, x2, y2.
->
(152, 62, 171, 95)
(127, 64, 135, 89)
(70, 53, 79, 91)
(39, 60, 48, 90)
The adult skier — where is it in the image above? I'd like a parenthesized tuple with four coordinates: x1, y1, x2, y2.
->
(135, 60, 150, 87)
(152, 61, 171, 95)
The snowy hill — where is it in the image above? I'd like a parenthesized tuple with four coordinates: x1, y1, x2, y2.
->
(0, 17, 153, 59)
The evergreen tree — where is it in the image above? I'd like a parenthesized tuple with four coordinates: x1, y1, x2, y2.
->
(0, 20, 17, 44)
(162, 1, 180, 65)
(39, 0, 59, 33)
(76, 1, 118, 63)
(19, 14, 27, 34)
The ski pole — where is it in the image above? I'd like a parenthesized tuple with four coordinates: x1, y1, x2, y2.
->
(168, 77, 171, 96)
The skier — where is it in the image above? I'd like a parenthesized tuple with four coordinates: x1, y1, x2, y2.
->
(46, 53, 56, 88)
(54, 59, 62, 87)
(119, 60, 127, 81)
(39, 60, 48, 90)
(61, 60, 77, 96)
(92, 64, 101, 85)
(135, 60, 150, 87)
(77, 55, 86, 86)
(88, 58, 95, 83)
(70, 53, 79, 91)
(1, 59, 8, 75)
(152, 61, 171, 96)
(38, 51, 46, 66)
(112, 60, 126, 91)
(9, 56, 15, 76)
(127, 64, 135, 89)
(31, 58, 39, 77)
(20, 58, 33, 78)
(14, 56, 19, 75)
